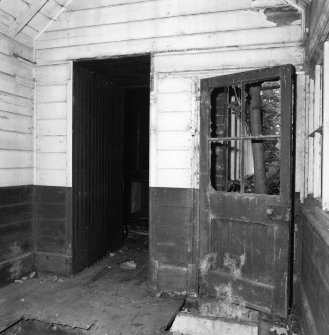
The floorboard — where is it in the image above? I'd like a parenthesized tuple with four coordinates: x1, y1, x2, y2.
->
(0, 237, 183, 335)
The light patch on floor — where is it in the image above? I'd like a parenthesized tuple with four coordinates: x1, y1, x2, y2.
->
(170, 312, 258, 335)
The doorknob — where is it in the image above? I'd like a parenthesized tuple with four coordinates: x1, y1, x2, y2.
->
(265, 208, 274, 216)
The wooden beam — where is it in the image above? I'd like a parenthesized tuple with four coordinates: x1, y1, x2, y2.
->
(9, 0, 48, 37)
(322, 41, 329, 211)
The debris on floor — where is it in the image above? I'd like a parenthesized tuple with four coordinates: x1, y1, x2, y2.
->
(119, 260, 137, 270)
(14, 271, 37, 284)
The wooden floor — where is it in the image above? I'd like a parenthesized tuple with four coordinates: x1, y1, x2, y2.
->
(0, 236, 183, 335)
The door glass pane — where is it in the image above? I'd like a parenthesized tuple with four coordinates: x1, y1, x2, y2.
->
(210, 140, 241, 192)
(243, 139, 280, 195)
(244, 80, 281, 136)
(210, 86, 242, 138)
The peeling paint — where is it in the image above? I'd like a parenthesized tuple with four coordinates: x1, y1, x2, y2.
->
(264, 6, 301, 26)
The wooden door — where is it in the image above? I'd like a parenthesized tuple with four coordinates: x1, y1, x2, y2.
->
(199, 65, 294, 317)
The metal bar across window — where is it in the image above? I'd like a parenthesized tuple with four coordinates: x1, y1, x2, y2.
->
(208, 135, 280, 141)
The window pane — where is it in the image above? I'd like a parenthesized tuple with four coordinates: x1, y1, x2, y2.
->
(210, 86, 242, 138)
(244, 80, 281, 136)
(243, 139, 280, 195)
(210, 140, 241, 192)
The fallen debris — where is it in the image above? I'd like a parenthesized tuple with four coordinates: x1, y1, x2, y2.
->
(119, 260, 137, 270)
(109, 253, 116, 257)
(29, 271, 36, 278)
(14, 279, 23, 284)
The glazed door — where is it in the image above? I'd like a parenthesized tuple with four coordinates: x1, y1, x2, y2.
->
(199, 65, 294, 317)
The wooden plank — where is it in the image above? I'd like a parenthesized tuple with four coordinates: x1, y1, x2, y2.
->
(313, 65, 322, 198)
(28, 11, 51, 33)
(0, 168, 32, 186)
(295, 73, 306, 199)
(157, 92, 192, 112)
(36, 119, 67, 136)
(157, 131, 192, 150)
(157, 76, 192, 93)
(38, 14, 301, 49)
(35, 252, 71, 276)
(154, 46, 303, 73)
(0, 112, 32, 134)
(37, 152, 67, 170)
(9, 0, 48, 37)
(157, 169, 191, 188)
(0, 73, 33, 100)
(0, 0, 29, 18)
(37, 84, 67, 103)
(157, 112, 191, 131)
(0, 151, 33, 168)
(36, 169, 67, 186)
(0, 101, 31, 117)
(323, 41, 329, 210)
(37, 102, 67, 119)
(37, 135, 67, 153)
(36, 63, 71, 83)
(0, 32, 33, 60)
(69, 0, 286, 11)
(0, 252, 34, 288)
(40, 0, 63, 20)
(0, 53, 33, 79)
(36, 31, 302, 64)
(308, 78, 314, 195)
(0, 91, 33, 110)
(51, 0, 289, 30)
(0, 132, 32, 151)
(158, 150, 192, 169)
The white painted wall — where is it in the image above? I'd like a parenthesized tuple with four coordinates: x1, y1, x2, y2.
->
(34, 0, 305, 188)
(35, 62, 72, 186)
(0, 34, 34, 186)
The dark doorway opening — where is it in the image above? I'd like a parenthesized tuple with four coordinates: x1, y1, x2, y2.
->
(72, 55, 150, 273)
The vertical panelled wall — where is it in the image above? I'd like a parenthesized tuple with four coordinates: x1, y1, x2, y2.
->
(34, 63, 73, 275)
(296, 1, 329, 333)
(35, 0, 304, 286)
(0, 36, 34, 286)
(72, 64, 124, 274)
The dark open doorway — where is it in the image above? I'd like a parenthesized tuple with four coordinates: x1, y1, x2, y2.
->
(72, 55, 150, 273)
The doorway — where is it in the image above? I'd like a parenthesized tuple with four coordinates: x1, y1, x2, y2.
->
(199, 65, 295, 317)
(72, 55, 150, 273)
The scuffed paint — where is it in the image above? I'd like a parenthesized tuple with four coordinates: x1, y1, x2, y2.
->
(223, 252, 246, 280)
(200, 253, 217, 279)
(200, 252, 250, 321)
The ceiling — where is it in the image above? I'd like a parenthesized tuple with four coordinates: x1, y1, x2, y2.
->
(0, 0, 71, 48)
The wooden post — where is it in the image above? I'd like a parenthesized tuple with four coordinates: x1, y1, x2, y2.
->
(249, 85, 267, 194)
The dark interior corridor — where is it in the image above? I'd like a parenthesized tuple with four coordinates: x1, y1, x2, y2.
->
(73, 55, 150, 273)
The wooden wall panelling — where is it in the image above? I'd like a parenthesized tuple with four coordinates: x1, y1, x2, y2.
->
(0, 186, 34, 287)
(0, 33, 34, 187)
(35, 62, 72, 187)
